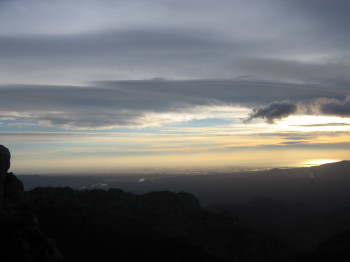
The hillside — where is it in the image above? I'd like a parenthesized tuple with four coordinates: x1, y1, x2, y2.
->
(2, 144, 350, 261)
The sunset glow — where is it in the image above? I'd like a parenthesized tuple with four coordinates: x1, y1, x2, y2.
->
(303, 159, 340, 166)
(0, 0, 349, 173)
(276, 115, 350, 132)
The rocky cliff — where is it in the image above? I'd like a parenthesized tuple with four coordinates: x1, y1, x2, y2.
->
(0, 145, 63, 262)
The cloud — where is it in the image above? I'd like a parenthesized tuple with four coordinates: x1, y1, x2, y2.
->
(0, 79, 345, 129)
(1, 1, 350, 85)
(0, 27, 235, 85)
(245, 95, 350, 124)
(244, 101, 306, 123)
(312, 96, 350, 117)
(286, 0, 350, 44)
(237, 58, 350, 85)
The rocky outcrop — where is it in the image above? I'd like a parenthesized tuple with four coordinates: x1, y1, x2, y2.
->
(0, 145, 63, 262)
(0, 145, 10, 174)
(0, 145, 24, 213)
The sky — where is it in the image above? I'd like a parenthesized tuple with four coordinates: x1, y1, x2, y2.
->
(1, 0, 350, 173)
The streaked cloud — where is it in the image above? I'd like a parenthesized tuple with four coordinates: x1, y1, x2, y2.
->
(0, 79, 347, 129)
(291, 123, 350, 127)
(0, 1, 350, 85)
(1, 0, 350, 170)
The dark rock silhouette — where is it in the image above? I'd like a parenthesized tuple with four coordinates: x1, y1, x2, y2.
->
(0, 145, 63, 262)
(2, 145, 350, 261)
(0, 144, 24, 212)
(25, 187, 288, 262)
(0, 145, 10, 173)
(310, 228, 350, 261)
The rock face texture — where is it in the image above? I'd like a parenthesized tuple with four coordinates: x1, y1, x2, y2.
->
(0, 145, 63, 262)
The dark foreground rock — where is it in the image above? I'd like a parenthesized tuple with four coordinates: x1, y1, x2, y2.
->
(4, 144, 350, 261)
(0, 145, 63, 262)
(24, 187, 288, 262)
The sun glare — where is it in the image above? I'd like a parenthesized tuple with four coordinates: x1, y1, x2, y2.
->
(303, 159, 339, 166)
(276, 115, 350, 132)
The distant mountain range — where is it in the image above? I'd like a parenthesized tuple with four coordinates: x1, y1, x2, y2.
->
(19, 160, 350, 209)
(3, 158, 350, 261)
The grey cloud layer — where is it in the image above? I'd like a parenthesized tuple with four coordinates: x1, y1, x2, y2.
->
(0, 28, 235, 84)
(0, 1, 350, 85)
(1, 27, 350, 86)
(0, 0, 349, 129)
(238, 58, 350, 86)
(0, 79, 347, 129)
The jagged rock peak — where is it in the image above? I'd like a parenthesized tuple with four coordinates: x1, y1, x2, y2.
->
(0, 145, 10, 174)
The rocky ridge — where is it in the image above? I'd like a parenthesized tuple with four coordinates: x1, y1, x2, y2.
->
(0, 145, 63, 262)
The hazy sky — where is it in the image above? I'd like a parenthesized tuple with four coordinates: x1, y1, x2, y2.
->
(1, 0, 350, 173)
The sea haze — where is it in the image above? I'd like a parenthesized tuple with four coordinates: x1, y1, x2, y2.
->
(19, 161, 350, 209)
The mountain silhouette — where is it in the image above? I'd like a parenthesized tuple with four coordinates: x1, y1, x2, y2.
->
(2, 145, 350, 261)
(24, 187, 287, 262)
(309, 160, 350, 179)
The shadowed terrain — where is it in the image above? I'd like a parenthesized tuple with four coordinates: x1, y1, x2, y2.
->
(2, 144, 350, 261)
(24, 187, 287, 262)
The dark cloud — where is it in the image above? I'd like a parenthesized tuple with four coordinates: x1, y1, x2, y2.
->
(244, 101, 305, 124)
(312, 96, 350, 117)
(0, 79, 345, 129)
(245, 95, 350, 124)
